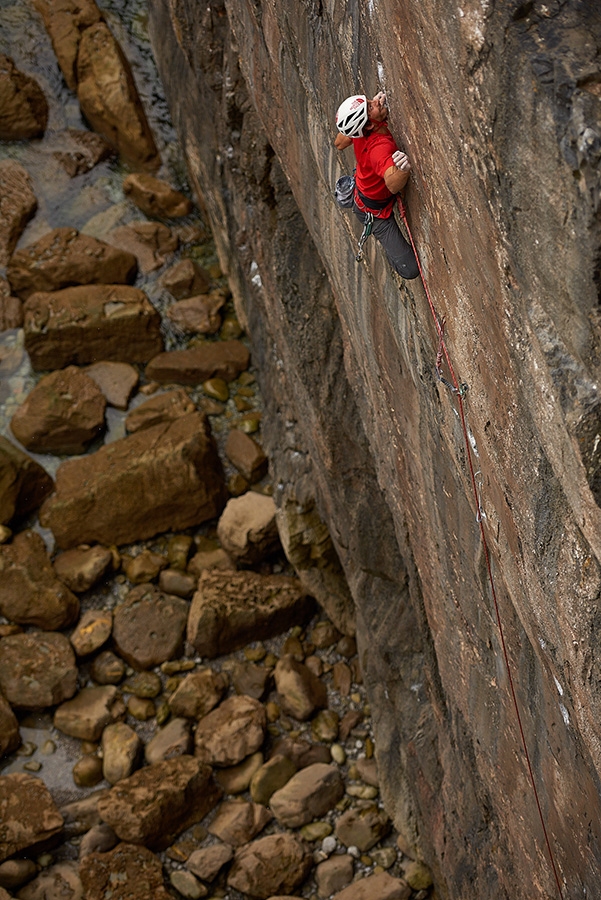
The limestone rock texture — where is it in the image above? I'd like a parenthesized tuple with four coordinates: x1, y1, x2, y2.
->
(148, 1, 601, 898)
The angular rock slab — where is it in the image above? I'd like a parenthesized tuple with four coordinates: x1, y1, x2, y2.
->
(0, 55, 48, 140)
(80, 842, 172, 900)
(123, 173, 193, 218)
(0, 632, 77, 709)
(208, 799, 272, 846)
(217, 492, 281, 564)
(0, 774, 63, 863)
(187, 569, 314, 658)
(112, 583, 189, 670)
(54, 685, 126, 741)
(125, 388, 195, 434)
(23, 284, 161, 371)
(7, 228, 137, 299)
(32, 0, 102, 91)
(274, 654, 328, 721)
(97, 756, 222, 850)
(0, 435, 54, 526)
(85, 361, 139, 409)
(269, 763, 345, 828)
(14, 861, 83, 900)
(145, 340, 250, 385)
(166, 292, 225, 335)
(0, 530, 80, 630)
(0, 160, 37, 266)
(53, 546, 113, 595)
(105, 221, 177, 274)
(194, 695, 267, 767)
(332, 872, 411, 900)
(39, 412, 226, 549)
(168, 668, 228, 719)
(227, 833, 313, 899)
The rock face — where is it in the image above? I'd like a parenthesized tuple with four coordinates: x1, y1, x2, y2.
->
(148, 1, 601, 897)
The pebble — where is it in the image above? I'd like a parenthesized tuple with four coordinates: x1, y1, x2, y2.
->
(331, 743, 346, 764)
(170, 869, 208, 898)
(322, 835, 338, 855)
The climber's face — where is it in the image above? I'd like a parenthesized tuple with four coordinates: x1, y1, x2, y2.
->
(367, 92, 388, 123)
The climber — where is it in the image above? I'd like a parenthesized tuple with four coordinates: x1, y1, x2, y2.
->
(334, 92, 419, 280)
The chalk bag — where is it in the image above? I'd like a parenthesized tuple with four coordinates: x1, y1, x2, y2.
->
(335, 174, 355, 209)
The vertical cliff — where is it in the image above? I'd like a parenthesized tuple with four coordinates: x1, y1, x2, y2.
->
(148, 1, 601, 896)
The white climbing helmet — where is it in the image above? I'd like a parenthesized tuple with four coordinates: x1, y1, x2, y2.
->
(336, 95, 368, 138)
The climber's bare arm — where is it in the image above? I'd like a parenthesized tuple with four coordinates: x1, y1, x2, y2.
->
(384, 150, 411, 193)
(335, 133, 353, 151)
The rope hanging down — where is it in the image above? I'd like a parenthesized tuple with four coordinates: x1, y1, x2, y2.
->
(395, 195, 565, 900)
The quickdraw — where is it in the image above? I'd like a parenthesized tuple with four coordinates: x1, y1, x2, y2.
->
(435, 316, 469, 396)
(355, 212, 373, 261)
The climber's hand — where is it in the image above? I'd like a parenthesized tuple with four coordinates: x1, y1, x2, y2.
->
(392, 150, 411, 172)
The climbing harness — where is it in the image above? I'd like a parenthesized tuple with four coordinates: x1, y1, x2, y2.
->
(355, 212, 373, 261)
(395, 195, 566, 900)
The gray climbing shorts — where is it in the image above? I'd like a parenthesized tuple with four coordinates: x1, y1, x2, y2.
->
(353, 205, 419, 280)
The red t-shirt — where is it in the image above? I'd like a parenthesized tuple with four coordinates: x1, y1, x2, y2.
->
(353, 130, 398, 202)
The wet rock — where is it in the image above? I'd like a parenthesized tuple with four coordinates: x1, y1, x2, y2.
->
(0, 278, 22, 331)
(90, 650, 125, 685)
(225, 430, 268, 484)
(10, 366, 106, 455)
(0, 530, 80, 630)
(15, 861, 83, 900)
(274, 654, 328, 721)
(32, 0, 102, 91)
(78, 822, 119, 858)
(125, 388, 195, 434)
(76, 22, 160, 169)
(40, 412, 226, 549)
(54, 546, 113, 595)
(209, 799, 272, 846)
(0, 858, 37, 891)
(186, 842, 233, 881)
(270, 763, 345, 828)
(168, 669, 228, 719)
(334, 803, 390, 852)
(123, 173, 193, 218)
(112, 583, 188, 670)
(144, 717, 192, 765)
(187, 569, 314, 658)
(85, 361, 139, 409)
(0, 773, 63, 863)
(0, 435, 54, 526)
(69, 608, 112, 657)
(227, 833, 313, 899)
(0, 693, 20, 758)
(105, 221, 177, 274)
(54, 685, 126, 741)
(166, 292, 225, 335)
(217, 492, 280, 564)
(250, 753, 297, 805)
(0, 161, 37, 266)
(0, 56, 48, 140)
(60, 790, 110, 838)
(79, 842, 171, 900)
(230, 660, 270, 700)
(23, 284, 161, 371)
(332, 872, 411, 900)
(316, 854, 354, 898)
(101, 722, 142, 784)
(159, 567, 196, 598)
(145, 340, 250, 386)
(7, 228, 137, 299)
(53, 128, 115, 176)
(161, 258, 210, 299)
(214, 750, 264, 795)
(97, 756, 222, 849)
(194, 695, 266, 767)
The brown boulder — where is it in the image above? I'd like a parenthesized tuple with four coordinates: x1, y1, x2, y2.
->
(23, 284, 161, 371)
(0, 56, 48, 140)
(85, 361, 139, 409)
(53, 127, 115, 176)
(332, 872, 411, 900)
(69, 608, 112, 655)
(32, 0, 103, 91)
(54, 685, 125, 741)
(0, 530, 79, 630)
(217, 492, 281, 564)
(80, 842, 171, 900)
(7, 228, 137, 299)
(123, 173, 193, 218)
(0, 434, 54, 526)
(168, 668, 228, 719)
(53, 545, 113, 594)
(187, 569, 314, 658)
(10, 366, 106, 455)
(0, 161, 37, 266)
(124, 388, 195, 434)
(208, 800, 272, 846)
(227, 833, 313, 899)
(0, 692, 20, 757)
(194, 695, 267, 767)
(0, 773, 63, 864)
(0, 277, 22, 331)
(225, 429, 268, 483)
(146, 340, 250, 385)
(274, 654, 328, 721)
(161, 258, 211, 299)
(97, 756, 222, 849)
(105, 222, 178, 274)
(39, 412, 226, 549)
(76, 22, 160, 169)
(0, 632, 77, 709)
(166, 292, 225, 335)
(269, 763, 345, 828)
(112, 583, 189, 670)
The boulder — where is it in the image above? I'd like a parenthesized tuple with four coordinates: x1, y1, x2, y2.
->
(208, 800, 272, 846)
(187, 569, 314, 657)
(0, 773, 63, 863)
(168, 668, 228, 719)
(0, 692, 20, 758)
(145, 340, 250, 385)
(0, 277, 22, 331)
(249, 753, 297, 805)
(97, 756, 222, 849)
(53, 545, 113, 594)
(79, 843, 172, 900)
(0, 435, 54, 526)
(10, 366, 106, 455)
(76, 22, 160, 169)
(85, 361, 139, 409)
(194, 695, 267, 767)
(78, 823, 119, 858)
(90, 651, 125, 685)
(0, 160, 37, 266)
(101, 722, 143, 785)
(53, 128, 115, 176)
(144, 717, 192, 765)
(59, 790, 110, 838)
(112, 583, 189, 670)
(334, 803, 391, 852)
(186, 843, 233, 882)
(332, 872, 411, 900)
(54, 685, 126, 741)
(14, 861, 83, 900)
(123, 173, 193, 218)
(23, 283, 161, 371)
(125, 388, 195, 434)
(161, 258, 210, 298)
(316, 855, 354, 898)
(0, 55, 48, 140)
(274, 654, 328, 721)
(227, 833, 313, 899)
(7, 228, 137, 299)
(225, 430, 268, 483)
(32, 0, 103, 91)
(69, 608, 113, 656)
(0, 530, 80, 630)
(269, 763, 345, 828)
(0, 632, 77, 709)
(214, 751, 264, 796)
(166, 292, 225, 334)
(105, 221, 178, 274)
(217, 492, 280, 564)
(0, 858, 37, 891)
(39, 412, 226, 549)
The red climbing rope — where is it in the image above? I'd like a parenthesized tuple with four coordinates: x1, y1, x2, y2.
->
(396, 196, 565, 900)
